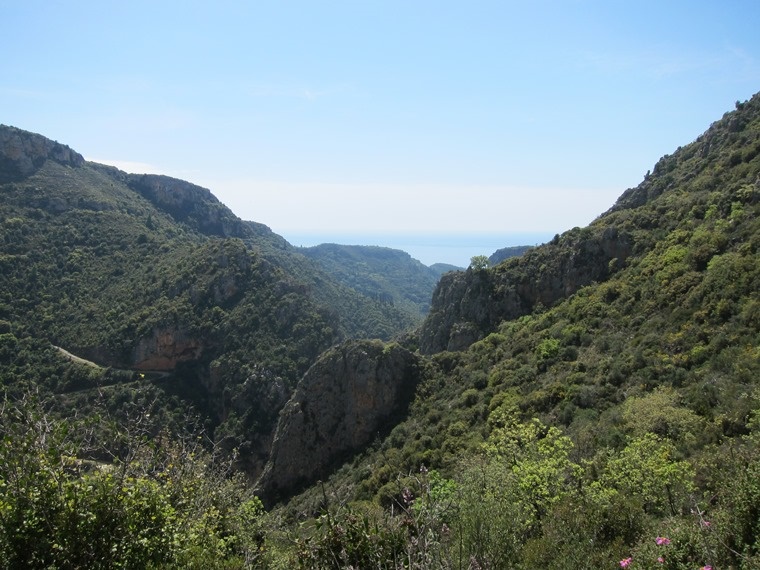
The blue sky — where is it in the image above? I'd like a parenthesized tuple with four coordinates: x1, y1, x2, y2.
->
(3, 1, 759, 265)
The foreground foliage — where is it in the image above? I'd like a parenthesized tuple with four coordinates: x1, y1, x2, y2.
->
(292, 409, 760, 569)
(0, 394, 267, 569)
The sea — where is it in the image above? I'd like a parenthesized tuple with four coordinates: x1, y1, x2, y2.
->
(281, 231, 555, 268)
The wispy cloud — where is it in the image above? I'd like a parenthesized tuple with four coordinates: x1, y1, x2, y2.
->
(202, 179, 621, 236)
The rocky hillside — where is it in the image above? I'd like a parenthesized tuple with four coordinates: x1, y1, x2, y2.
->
(0, 125, 421, 477)
(0, 126, 84, 181)
(420, 226, 632, 353)
(272, 93, 760, 519)
(2, 90, 760, 548)
(258, 339, 423, 503)
(1, 92, 760, 567)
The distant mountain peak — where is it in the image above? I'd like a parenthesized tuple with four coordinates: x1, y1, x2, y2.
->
(0, 125, 84, 182)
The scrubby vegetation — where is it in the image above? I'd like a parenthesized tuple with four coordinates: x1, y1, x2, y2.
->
(1, 92, 759, 568)
(264, 95, 760, 567)
(299, 243, 442, 321)
(0, 394, 268, 569)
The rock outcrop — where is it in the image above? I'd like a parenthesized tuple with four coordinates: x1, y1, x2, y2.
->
(126, 174, 249, 238)
(0, 125, 84, 182)
(131, 327, 203, 371)
(257, 339, 422, 502)
(419, 225, 634, 354)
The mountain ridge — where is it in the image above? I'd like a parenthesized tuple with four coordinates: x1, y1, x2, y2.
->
(0, 129, 429, 480)
(263, 92, 760, 519)
(1, 92, 759, 566)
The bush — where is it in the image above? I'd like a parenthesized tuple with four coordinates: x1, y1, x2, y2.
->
(0, 393, 267, 569)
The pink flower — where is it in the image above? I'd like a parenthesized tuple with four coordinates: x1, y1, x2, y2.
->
(655, 536, 671, 546)
(700, 566, 712, 570)
(701, 520, 712, 528)
(657, 557, 664, 563)
(620, 557, 632, 568)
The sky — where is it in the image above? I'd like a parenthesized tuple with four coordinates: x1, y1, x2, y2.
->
(2, 1, 760, 266)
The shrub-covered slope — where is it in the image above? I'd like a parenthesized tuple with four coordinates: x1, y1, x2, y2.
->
(0, 125, 419, 476)
(300, 243, 443, 322)
(273, 95, 760, 568)
(379, 93, 760, 489)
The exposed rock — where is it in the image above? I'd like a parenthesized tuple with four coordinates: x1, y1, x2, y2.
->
(419, 225, 634, 354)
(131, 327, 203, 371)
(257, 339, 422, 503)
(126, 174, 248, 238)
(0, 125, 84, 182)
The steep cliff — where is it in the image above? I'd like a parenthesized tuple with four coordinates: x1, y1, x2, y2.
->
(419, 225, 633, 353)
(258, 339, 423, 502)
(125, 173, 252, 239)
(0, 125, 84, 182)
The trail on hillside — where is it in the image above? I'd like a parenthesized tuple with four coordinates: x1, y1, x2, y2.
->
(53, 345, 171, 394)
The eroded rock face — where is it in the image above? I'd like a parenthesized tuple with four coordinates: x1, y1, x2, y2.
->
(0, 125, 84, 181)
(126, 174, 247, 238)
(419, 225, 634, 354)
(257, 339, 422, 502)
(131, 328, 203, 371)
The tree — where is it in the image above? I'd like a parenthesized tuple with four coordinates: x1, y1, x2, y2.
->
(469, 255, 490, 271)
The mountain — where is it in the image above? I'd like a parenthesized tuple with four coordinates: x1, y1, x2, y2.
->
(2, 91, 760, 568)
(488, 244, 532, 265)
(0, 124, 425, 477)
(428, 261, 462, 275)
(258, 95, 760, 566)
(299, 243, 443, 322)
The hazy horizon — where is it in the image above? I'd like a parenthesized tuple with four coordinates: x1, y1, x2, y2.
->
(282, 231, 554, 268)
(5, 1, 759, 250)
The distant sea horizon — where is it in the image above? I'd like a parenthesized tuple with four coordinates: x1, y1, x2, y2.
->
(280, 231, 556, 268)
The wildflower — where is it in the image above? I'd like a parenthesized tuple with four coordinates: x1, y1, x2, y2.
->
(402, 488, 414, 506)
(656, 536, 671, 546)
(657, 556, 664, 563)
(620, 557, 632, 568)
(700, 566, 712, 570)
(701, 520, 712, 528)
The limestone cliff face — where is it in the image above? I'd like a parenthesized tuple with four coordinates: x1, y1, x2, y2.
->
(69, 326, 203, 373)
(258, 339, 422, 501)
(0, 125, 84, 182)
(419, 225, 633, 354)
(131, 327, 203, 371)
(126, 174, 248, 238)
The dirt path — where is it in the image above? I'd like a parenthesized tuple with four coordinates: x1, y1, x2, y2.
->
(52, 346, 171, 395)
(54, 345, 103, 368)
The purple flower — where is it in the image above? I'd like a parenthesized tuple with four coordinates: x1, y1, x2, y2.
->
(700, 566, 712, 570)
(655, 536, 671, 546)
(620, 557, 632, 568)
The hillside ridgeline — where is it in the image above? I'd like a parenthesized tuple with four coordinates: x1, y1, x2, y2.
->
(1, 91, 760, 568)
